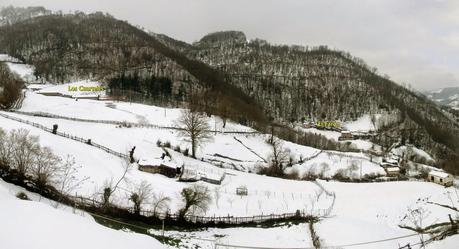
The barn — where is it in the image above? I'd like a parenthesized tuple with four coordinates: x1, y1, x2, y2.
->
(179, 165, 225, 185)
(138, 159, 178, 178)
(427, 171, 453, 187)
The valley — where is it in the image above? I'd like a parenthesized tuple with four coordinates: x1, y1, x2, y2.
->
(0, 4, 458, 249)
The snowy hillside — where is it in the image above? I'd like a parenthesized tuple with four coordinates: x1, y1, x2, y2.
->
(1, 54, 458, 248)
(423, 87, 459, 110)
(0, 179, 166, 249)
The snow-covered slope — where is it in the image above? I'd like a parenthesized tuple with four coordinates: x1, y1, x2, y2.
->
(0, 53, 37, 83)
(316, 180, 459, 249)
(423, 86, 459, 110)
(1, 78, 457, 248)
(0, 179, 166, 249)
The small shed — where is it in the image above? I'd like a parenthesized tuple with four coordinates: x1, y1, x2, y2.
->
(199, 171, 225, 185)
(384, 167, 400, 177)
(138, 159, 178, 178)
(427, 171, 453, 187)
(179, 166, 200, 182)
(236, 186, 248, 196)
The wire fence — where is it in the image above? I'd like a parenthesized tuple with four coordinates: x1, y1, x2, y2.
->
(85, 206, 441, 249)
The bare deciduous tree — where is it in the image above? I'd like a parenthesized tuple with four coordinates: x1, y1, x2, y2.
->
(151, 192, 171, 216)
(263, 138, 290, 176)
(32, 146, 61, 189)
(176, 110, 212, 158)
(0, 128, 12, 168)
(402, 206, 431, 248)
(54, 155, 88, 208)
(179, 184, 212, 219)
(129, 180, 152, 215)
(9, 129, 40, 176)
(99, 157, 132, 210)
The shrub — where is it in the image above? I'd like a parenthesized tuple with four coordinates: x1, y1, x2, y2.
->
(16, 191, 29, 200)
(163, 141, 171, 148)
(178, 185, 212, 219)
(285, 169, 300, 180)
(183, 148, 189, 157)
(156, 139, 162, 147)
(332, 169, 349, 181)
(173, 145, 181, 152)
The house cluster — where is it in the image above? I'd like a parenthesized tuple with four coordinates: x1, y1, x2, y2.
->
(378, 156, 454, 187)
(32, 82, 110, 100)
(302, 121, 342, 132)
(338, 130, 377, 141)
(138, 158, 225, 185)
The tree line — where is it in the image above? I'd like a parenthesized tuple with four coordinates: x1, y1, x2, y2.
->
(0, 62, 23, 109)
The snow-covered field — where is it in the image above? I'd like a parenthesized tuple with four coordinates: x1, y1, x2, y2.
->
(0, 179, 166, 249)
(316, 180, 459, 249)
(0, 65, 458, 248)
(0, 111, 335, 217)
(288, 151, 386, 178)
(0, 53, 37, 83)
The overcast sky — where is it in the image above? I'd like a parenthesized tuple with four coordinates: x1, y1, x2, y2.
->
(1, 0, 458, 91)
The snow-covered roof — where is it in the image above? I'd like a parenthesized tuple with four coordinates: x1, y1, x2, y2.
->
(428, 171, 450, 179)
(385, 167, 400, 172)
(380, 162, 398, 167)
(139, 158, 162, 166)
(138, 159, 176, 169)
(161, 161, 177, 169)
(27, 84, 49, 90)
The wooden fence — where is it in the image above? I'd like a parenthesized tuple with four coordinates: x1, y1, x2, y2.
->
(8, 110, 259, 135)
(69, 194, 325, 225)
(0, 112, 129, 159)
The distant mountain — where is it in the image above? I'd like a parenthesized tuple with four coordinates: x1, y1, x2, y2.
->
(423, 87, 459, 110)
(179, 31, 459, 159)
(0, 6, 52, 25)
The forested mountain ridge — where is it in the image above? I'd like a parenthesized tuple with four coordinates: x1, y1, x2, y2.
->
(0, 12, 457, 172)
(0, 13, 265, 123)
(179, 31, 459, 167)
(0, 5, 51, 25)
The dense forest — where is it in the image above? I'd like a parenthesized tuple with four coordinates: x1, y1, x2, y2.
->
(0, 9, 457, 173)
(175, 31, 459, 171)
(0, 62, 23, 109)
(0, 12, 265, 124)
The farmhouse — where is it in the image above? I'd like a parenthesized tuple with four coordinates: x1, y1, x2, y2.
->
(138, 159, 178, 178)
(427, 171, 453, 187)
(384, 167, 400, 177)
(380, 161, 401, 177)
(338, 131, 353, 141)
